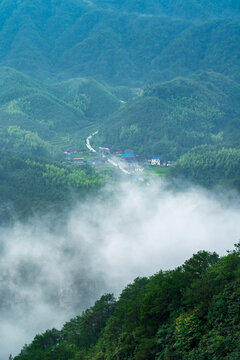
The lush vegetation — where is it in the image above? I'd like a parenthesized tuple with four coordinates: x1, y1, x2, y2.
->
(0, 151, 105, 222)
(0, 67, 123, 151)
(14, 244, 240, 360)
(0, 0, 239, 189)
(103, 72, 240, 158)
(50, 78, 120, 121)
(0, 1, 239, 189)
(0, 1, 239, 84)
(171, 146, 240, 188)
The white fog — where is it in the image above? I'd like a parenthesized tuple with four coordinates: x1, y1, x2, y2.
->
(1, 180, 240, 358)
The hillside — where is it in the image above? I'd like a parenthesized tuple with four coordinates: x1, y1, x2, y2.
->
(0, 67, 87, 136)
(0, 67, 122, 153)
(94, 0, 240, 19)
(0, 1, 239, 84)
(102, 72, 240, 159)
(0, 151, 105, 222)
(50, 77, 120, 120)
(13, 244, 240, 360)
(150, 19, 240, 83)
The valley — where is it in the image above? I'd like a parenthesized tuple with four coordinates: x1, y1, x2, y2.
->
(0, 0, 239, 359)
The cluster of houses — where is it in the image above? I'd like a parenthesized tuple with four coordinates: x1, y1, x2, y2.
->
(64, 146, 172, 168)
(64, 147, 85, 164)
(98, 146, 172, 167)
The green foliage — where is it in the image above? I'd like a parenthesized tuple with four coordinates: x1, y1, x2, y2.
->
(50, 78, 120, 121)
(5, 125, 51, 156)
(0, 67, 90, 150)
(174, 309, 201, 352)
(0, 1, 239, 84)
(103, 72, 240, 160)
(14, 245, 240, 360)
(62, 294, 116, 350)
(14, 294, 116, 360)
(0, 67, 126, 157)
(0, 3, 239, 188)
(0, 151, 104, 222)
(172, 146, 240, 187)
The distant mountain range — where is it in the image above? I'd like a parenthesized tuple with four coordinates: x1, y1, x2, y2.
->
(0, 0, 239, 84)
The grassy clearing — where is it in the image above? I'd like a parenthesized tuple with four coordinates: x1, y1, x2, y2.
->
(144, 166, 171, 178)
(72, 153, 97, 161)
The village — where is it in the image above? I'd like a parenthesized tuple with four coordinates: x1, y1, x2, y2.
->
(63, 132, 172, 179)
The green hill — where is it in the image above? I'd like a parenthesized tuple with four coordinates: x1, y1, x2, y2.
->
(150, 19, 240, 83)
(0, 67, 88, 137)
(0, 67, 122, 153)
(13, 244, 240, 360)
(50, 77, 120, 120)
(102, 72, 240, 159)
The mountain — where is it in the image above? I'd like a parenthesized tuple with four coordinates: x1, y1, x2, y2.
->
(0, 0, 239, 173)
(13, 245, 240, 360)
(50, 77, 120, 120)
(102, 72, 240, 159)
(0, 0, 239, 84)
(0, 67, 87, 136)
(1, 1, 240, 358)
(0, 67, 122, 153)
(94, 0, 240, 19)
(150, 19, 240, 83)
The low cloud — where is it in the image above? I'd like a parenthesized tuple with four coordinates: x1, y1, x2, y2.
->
(1, 180, 240, 358)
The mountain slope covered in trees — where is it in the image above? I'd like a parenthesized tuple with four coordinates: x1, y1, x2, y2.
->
(0, 151, 105, 222)
(0, 0, 239, 84)
(103, 72, 240, 158)
(0, 67, 122, 152)
(14, 245, 240, 360)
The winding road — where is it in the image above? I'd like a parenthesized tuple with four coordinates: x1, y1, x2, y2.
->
(86, 131, 130, 175)
(86, 131, 98, 152)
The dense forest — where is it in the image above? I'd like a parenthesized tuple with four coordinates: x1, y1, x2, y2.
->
(0, 151, 105, 222)
(0, 0, 239, 84)
(0, 67, 122, 144)
(103, 72, 240, 158)
(171, 146, 240, 188)
(13, 244, 240, 360)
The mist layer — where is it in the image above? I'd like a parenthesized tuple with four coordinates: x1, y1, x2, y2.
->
(1, 180, 240, 358)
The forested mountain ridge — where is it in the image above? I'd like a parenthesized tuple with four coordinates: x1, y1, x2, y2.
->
(13, 245, 240, 360)
(93, 0, 240, 19)
(0, 67, 122, 149)
(103, 72, 240, 158)
(0, 67, 88, 136)
(0, 0, 240, 84)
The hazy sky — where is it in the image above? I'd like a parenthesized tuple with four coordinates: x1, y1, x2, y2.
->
(1, 180, 240, 358)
